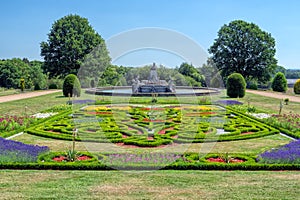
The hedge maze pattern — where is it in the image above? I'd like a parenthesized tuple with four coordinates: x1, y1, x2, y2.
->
(26, 104, 279, 147)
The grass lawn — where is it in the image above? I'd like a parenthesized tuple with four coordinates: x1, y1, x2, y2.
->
(216, 90, 300, 114)
(0, 91, 67, 115)
(243, 92, 300, 114)
(0, 88, 20, 96)
(0, 170, 299, 199)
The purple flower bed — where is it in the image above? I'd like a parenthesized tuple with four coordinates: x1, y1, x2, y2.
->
(0, 137, 49, 163)
(104, 153, 182, 166)
(257, 139, 300, 164)
(215, 100, 243, 105)
(67, 99, 95, 105)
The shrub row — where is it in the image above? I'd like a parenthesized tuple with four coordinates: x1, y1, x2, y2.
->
(0, 162, 299, 171)
(123, 136, 172, 147)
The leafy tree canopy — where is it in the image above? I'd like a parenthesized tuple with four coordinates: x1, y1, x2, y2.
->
(0, 58, 47, 89)
(209, 20, 277, 83)
(41, 14, 110, 78)
(178, 63, 206, 86)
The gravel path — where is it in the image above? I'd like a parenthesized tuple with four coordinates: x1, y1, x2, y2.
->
(246, 89, 300, 103)
(0, 90, 60, 103)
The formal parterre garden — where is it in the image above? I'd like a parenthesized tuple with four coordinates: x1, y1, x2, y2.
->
(1, 98, 300, 170)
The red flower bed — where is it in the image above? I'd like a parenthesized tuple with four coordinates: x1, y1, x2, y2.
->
(76, 155, 92, 161)
(207, 157, 245, 163)
(53, 156, 66, 162)
(52, 155, 92, 162)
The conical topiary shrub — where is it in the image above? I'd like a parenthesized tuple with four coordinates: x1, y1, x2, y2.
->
(271, 72, 287, 92)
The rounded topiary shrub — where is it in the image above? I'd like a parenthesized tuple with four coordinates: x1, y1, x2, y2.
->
(294, 79, 300, 94)
(226, 73, 246, 98)
(271, 72, 287, 92)
(63, 74, 81, 97)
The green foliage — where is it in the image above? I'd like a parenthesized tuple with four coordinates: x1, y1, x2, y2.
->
(293, 79, 300, 94)
(199, 58, 223, 88)
(120, 64, 187, 86)
(90, 79, 95, 88)
(26, 104, 279, 145)
(0, 59, 28, 89)
(178, 63, 206, 86)
(41, 14, 110, 78)
(247, 80, 258, 90)
(209, 20, 277, 83)
(20, 78, 25, 91)
(48, 77, 63, 89)
(272, 65, 286, 76)
(48, 83, 58, 89)
(63, 74, 81, 97)
(98, 65, 124, 86)
(34, 83, 41, 90)
(0, 59, 47, 90)
(29, 61, 47, 90)
(226, 73, 246, 98)
(286, 69, 300, 79)
(271, 72, 287, 92)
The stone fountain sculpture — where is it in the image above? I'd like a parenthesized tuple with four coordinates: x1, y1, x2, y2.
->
(132, 63, 175, 94)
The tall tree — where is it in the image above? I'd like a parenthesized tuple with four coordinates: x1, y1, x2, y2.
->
(208, 20, 277, 83)
(41, 14, 110, 78)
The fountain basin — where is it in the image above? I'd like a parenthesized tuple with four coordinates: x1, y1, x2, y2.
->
(85, 86, 220, 97)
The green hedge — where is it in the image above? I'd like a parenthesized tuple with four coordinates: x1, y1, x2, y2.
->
(226, 106, 299, 139)
(38, 151, 98, 163)
(25, 110, 77, 141)
(25, 104, 284, 148)
(0, 162, 299, 171)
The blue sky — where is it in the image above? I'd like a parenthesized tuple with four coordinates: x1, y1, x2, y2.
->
(1, 0, 300, 69)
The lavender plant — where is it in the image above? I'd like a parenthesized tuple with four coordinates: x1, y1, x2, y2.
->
(0, 137, 49, 163)
(257, 139, 300, 164)
(215, 100, 243, 105)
